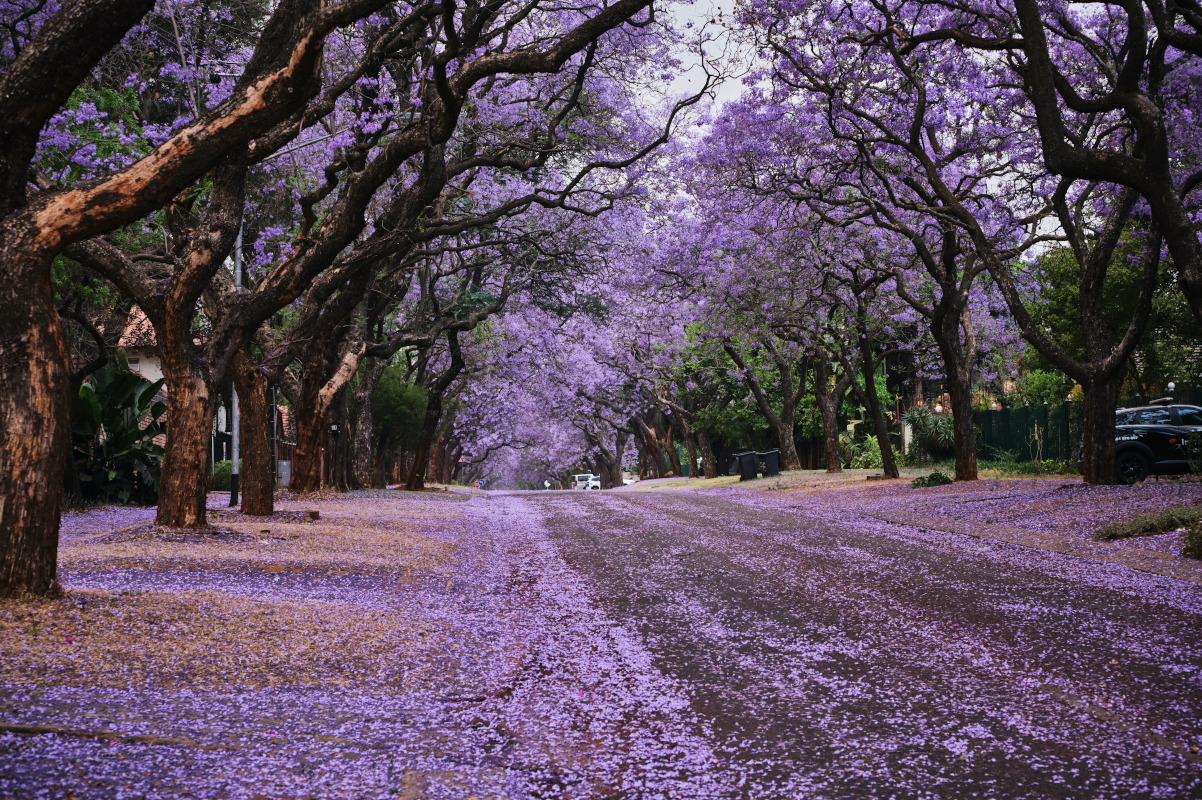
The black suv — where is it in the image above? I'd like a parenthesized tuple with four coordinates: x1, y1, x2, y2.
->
(1111, 401, 1202, 483)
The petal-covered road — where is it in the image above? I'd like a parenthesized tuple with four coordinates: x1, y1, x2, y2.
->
(2, 487, 1200, 798)
(528, 489, 1202, 798)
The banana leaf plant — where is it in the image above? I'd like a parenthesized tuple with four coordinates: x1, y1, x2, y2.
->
(72, 354, 166, 504)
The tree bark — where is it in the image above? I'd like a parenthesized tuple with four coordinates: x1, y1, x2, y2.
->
(155, 361, 218, 527)
(854, 348, 900, 479)
(351, 355, 387, 488)
(290, 373, 325, 493)
(632, 415, 669, 477)
(322, 389, 353, 491)
(658, 413, 684, 477)
(928, 298, 978, 481)
(681, 424, 698, 478)
(406, 332, 464, 491)
(231, 350, 274, 516)
(814, 358, 843, 473)
(697, 429, 718, 479)
(0, 245, 68, 596)
(943, 353, 978, 481)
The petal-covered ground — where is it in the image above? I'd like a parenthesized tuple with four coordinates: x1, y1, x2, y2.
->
(2, 477, 1200, 798)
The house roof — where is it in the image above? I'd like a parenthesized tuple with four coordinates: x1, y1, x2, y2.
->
(118, 307, 157, 349)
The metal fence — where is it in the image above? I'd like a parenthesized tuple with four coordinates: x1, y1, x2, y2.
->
(974, 403, 1083, 463)
(973, 386, 1202, 463)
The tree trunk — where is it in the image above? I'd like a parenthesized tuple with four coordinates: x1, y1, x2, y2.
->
(290, 376, 324, 493)
(1079, 376, 1119, 484)
(814, 360, 843, 474)
(231, 352, 274, 516)
(774, 419, 800, 471)
(0, 247, 69, 597)
(930, 302, 978, 481)
(156, 364, 218, 527)
(857, 351, 900, 479)
(613, 429, 628, 483)
(633, 416, 669, 477)
(405, 391, 443, 491)
(945, 359, 978, 481)
(681, 423, 698, 478)
(660, 415, 684, 477)
(697, 429, 718, 478)
(322, 389, 352, 491)
(351, 355, 387, 488)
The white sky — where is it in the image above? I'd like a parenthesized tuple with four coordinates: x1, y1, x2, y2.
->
(665, 0, 754, 110)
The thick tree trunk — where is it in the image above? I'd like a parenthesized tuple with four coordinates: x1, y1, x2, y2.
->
(930, 301, 978, 481)
(660, 415, 684, 477)
(1079, 376, 1119, 484)
(156, 365, 218, 527)
(633, 416, 669, 477)
(681, 424, 698, 478)
(322, 389, 352, 491)
(0, 247, 69, 597)
(945, 360, 978, 481)
(231, 351, 273, 516)
(290, 376, 324, 493)
(351, 355, 386, 488)
(405, 395, 442, 491)
(697, 429, 718, 478)
(814, 360, 843, 474)
(774, 418, 800, 471)
(857, 352, 900, 479)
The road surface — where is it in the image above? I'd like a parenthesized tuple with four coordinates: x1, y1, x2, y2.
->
(2, 487, 1199, 799)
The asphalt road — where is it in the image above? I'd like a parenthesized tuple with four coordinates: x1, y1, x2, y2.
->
(5, 488, 1200, 799)
(522, 488, 1202, 799)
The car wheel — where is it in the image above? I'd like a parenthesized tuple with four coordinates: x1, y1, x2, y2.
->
(1116, 451, 1150, 484)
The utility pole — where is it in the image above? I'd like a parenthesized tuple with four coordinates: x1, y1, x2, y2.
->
(229, 225, 242, 506)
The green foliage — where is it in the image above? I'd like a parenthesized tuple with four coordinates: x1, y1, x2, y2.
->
(210, 460, 243, 492)
(839, 373, 893, 420)
(1095, 506, 1202, 541)
(838, 432, 903, 469)
(1027, 239, 1201, 396)
(903, 405, 954, 460)
(1183, 522, 1202, 560)
(979, 460, 1076, 475)
(795, 395, 825, 440)
(1018, 370, 1073, 406)
(912, 470, 953, 488)
(71, 358, 165, 504)
(373, 366, 428, 451)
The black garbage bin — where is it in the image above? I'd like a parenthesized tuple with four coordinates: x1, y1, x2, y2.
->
(733, 451, 759, 481)
(758, 449, 781, 477)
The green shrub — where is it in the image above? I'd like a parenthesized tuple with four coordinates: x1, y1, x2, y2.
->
(913, 470, 953, 488)
(71, 360, 165, 504)
(1095, 506, 1202, 541)
(1183, 523, 1202, 560)
(840, 432, 903, 469)
(210, 459, 242, 492)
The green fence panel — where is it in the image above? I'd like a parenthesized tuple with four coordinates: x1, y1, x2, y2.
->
(973, 401, 1087, 463)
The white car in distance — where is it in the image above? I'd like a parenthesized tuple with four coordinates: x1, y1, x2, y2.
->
(586, 476, 602, 490)
(571, 474, 594, 490)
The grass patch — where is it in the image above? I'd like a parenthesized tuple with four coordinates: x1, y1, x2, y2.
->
(1183, 523, 1202, 560)
(1094, 506, 1202, 541)
(978, 460, 1077, 476)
